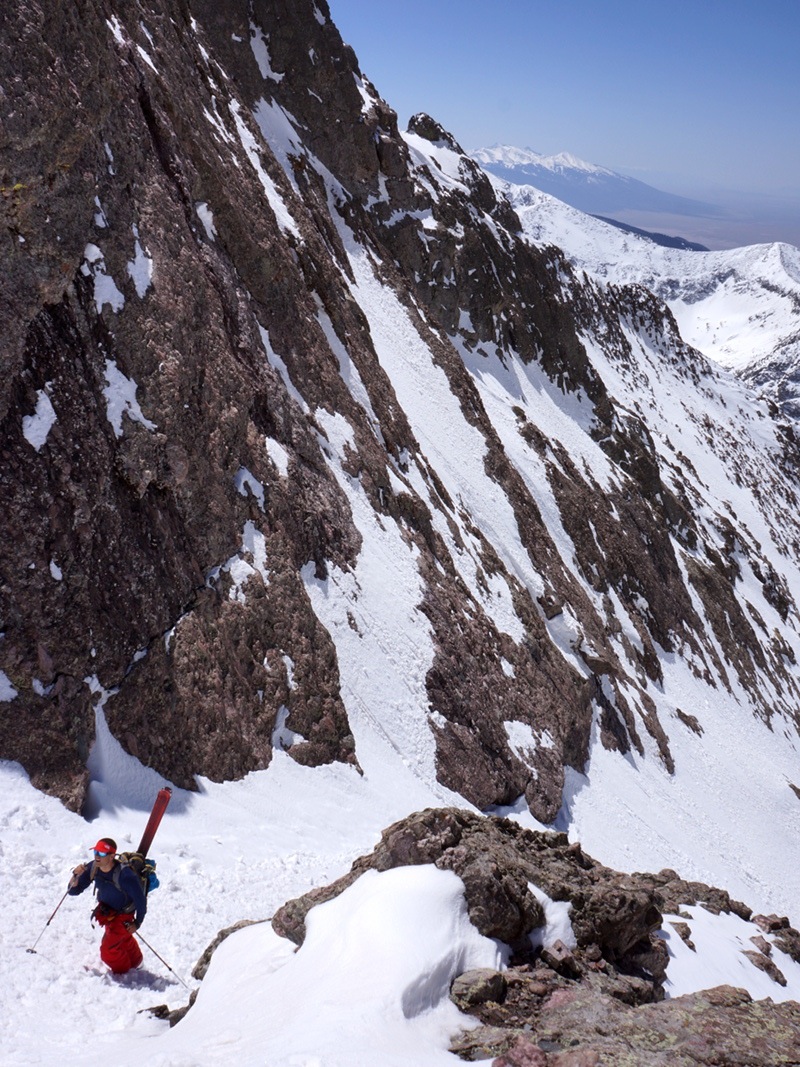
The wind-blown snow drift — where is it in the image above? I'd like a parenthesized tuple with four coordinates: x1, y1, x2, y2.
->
(119, 866, 502, 1067)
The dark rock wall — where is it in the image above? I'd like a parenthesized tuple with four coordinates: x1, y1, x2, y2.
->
(1, 0, 366, 803)
(2, 0, 800, 813)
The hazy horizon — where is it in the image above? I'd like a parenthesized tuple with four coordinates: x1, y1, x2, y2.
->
(328, 0, 800, 247)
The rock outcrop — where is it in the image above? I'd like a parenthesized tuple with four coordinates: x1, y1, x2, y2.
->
(272, 808, 670, 979)
(456, 983, 800, 1065)
(174, 808, 800, 1063)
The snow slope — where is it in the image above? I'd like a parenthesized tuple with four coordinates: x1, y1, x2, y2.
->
(0, 718, 470, 1066)
(494, 178, 800, 381)
(391, 131, 800, 909)
(4, 727, 800, 1065)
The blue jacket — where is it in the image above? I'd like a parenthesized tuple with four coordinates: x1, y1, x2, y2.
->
(68, 860, 147, 926)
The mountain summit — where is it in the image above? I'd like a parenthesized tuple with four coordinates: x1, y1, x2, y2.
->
(471, 144, 718, 218)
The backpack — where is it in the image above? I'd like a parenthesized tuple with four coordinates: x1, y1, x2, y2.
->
(116, 851, 160, 898)
(91, 852, 160, 912)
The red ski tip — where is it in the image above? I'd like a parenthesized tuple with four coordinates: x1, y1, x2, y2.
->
(137, 787, 173, 857)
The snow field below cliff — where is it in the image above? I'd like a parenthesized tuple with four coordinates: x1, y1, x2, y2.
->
(0, 723, 485, 1067)
(561, 661, 800, 919)
(301, 407, 463, 795)
(4, 701, 800, 1067)
(322, 181, 800, 931)
(482, 321, 800, 917)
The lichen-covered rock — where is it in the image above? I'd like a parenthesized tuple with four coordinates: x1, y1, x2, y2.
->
(473, 983, 800, 1066)
(450, 968, 508, 1010)
(272, 808, 669, 981)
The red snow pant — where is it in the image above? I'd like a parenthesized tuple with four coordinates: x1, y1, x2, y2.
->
(94, 909, 143, 974)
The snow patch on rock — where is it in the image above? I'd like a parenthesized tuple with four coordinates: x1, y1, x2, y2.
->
(102, 359, 156, 437)
(22, 388, 57, 451)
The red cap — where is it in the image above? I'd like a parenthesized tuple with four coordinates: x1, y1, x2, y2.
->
(93, 840, 115, 855)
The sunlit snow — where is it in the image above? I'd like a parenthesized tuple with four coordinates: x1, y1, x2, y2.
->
(0, 671, 18, 701)
(497, 177, 800, 377)
(126, 225, 153, 297)
(82, 244, 125, 314)
(195, 201, 216, 240)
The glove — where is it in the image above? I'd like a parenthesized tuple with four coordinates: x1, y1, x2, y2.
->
(69, 863, 86, 888)
(124, 920, 140, 932)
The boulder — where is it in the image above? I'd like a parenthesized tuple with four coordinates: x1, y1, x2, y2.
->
(741, 949, 787, 986)
(272, 808, 666, 978)
(450, 968, 508, 1010)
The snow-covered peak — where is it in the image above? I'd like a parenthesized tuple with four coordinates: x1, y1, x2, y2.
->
(472, 143, 715, 218)
(544, 150, 617, 176)
(472, 144, 616, 178)
(495, 175, 800, 391)
(471, 143, 542, 165)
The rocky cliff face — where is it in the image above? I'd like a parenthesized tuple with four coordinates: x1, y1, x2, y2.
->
(2, 0, 800, 827)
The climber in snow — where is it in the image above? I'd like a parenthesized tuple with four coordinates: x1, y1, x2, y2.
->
(68, 837, 146, 973)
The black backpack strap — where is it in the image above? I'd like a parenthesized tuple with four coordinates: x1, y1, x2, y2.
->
(111, 858, 136, 912)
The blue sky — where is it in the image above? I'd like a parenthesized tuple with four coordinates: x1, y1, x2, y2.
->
(327, 0, 799, 199)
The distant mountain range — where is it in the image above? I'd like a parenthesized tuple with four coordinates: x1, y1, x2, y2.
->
(471, 144, 719, 219)
(491, 175, 800, 417)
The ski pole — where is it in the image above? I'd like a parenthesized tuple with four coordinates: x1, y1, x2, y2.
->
(27, 888, 70, 954)
(136, 930, 190, 989)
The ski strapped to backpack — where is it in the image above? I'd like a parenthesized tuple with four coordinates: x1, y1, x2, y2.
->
(115, 851, 160, 898)
(136, 787, 172, 856)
